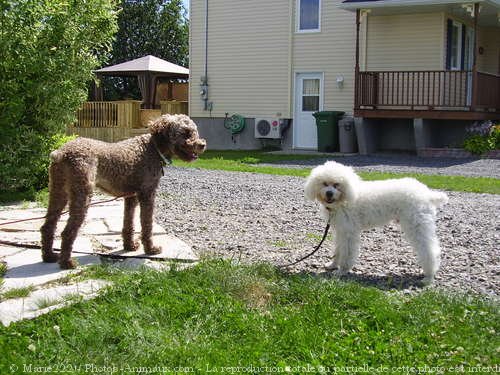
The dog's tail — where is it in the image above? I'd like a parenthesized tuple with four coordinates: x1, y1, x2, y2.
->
(430, 191, 449, 207)
(49, 150, 63, 163)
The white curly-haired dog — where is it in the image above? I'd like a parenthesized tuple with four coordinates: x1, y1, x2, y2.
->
(304, 161, 448, 284)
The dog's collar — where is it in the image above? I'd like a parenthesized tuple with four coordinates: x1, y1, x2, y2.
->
(152, 139, 172, 167)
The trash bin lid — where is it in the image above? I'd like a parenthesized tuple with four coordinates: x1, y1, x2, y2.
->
(313, 111, 345, 118)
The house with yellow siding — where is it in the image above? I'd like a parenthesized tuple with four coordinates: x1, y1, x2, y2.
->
(189, 0, 499, 154)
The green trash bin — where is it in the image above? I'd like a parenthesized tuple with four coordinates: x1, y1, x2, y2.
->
(312, 111, 345, 152)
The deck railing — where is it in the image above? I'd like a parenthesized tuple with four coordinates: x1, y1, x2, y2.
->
(76, 100, 141, 128)
(71, 100, 189, 142)
(355, 70, 499, 112)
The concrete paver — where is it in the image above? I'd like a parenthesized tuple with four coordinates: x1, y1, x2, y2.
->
(0, 198, 198, 325)
(0, 279, 111, 326)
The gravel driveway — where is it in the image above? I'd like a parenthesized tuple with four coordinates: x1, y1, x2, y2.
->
(156, 162, 499, 298)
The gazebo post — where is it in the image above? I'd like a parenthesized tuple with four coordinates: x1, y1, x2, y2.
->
(150, 74, 159, 109)
(92, 74, 104, 101)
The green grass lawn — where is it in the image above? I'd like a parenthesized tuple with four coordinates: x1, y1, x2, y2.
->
(174, 150, 500, 195)
(0, 261, 497, 373)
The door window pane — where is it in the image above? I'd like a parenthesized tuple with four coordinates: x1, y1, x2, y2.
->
(303, 79, 319, 95)
(302, 78, 320, 111)
(299, 0, 319, 31)
(302, 96, 319, 111)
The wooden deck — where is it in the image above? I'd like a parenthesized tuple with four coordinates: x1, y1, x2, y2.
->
(354, 70, 499, 120)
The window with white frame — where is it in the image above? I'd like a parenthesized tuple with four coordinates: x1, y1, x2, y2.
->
(298, 0, 320, 32)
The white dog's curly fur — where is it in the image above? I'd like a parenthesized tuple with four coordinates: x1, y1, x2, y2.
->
(305, 161, 448, 284)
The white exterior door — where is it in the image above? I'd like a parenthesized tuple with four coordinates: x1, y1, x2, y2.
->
(294, 73, 323, 149)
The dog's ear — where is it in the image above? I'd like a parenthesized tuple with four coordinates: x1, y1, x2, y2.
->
(304, 174, 318, 201)
(149, 114, 178, 143)
(336, 165, 360, 203)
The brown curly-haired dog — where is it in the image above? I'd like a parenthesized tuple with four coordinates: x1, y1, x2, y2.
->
(40, 114, 206, 269)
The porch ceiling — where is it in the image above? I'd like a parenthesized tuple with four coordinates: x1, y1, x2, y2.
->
(340, 0, 500, 27)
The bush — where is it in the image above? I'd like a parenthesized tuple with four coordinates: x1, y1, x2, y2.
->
(0, 0, 117, 194)
(463, 121, 500, 155)
(0, 133, 76, 193)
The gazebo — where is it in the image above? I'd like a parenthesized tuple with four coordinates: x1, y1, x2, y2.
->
(69, 55, 189, 143)
(94, 55, 189, 109)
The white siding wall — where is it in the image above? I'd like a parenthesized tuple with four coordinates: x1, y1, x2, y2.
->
(365, 13, 445, 71)
(477, 27, 500, 75)
(189, 0, 357, 118)
(189, 3, 497, 120)
(189, 0, 292, 118)
(293, 1, 356, 114)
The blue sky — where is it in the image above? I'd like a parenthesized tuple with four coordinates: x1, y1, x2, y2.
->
(182, 0, 189, 16)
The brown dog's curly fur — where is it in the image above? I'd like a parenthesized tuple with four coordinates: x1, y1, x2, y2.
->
(40, 114, 206, 269)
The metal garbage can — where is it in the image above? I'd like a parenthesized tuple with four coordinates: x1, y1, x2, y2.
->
(312, 111, 345, 152)
(338, 117, 358, 153)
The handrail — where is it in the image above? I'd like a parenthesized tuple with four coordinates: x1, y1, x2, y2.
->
(355, 70, 499, 112)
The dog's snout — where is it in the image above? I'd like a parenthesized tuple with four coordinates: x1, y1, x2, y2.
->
(326, 190, 334, 199)
(196, 139, 207, 152)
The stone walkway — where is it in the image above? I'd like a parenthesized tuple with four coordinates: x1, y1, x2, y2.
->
(0, 199, 198, 326)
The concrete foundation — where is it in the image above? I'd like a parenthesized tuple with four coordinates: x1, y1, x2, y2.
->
(193, 117, 293, 150)
(354, 117, 474, 155)
(195, 115, 475, 154)
(354, 117, 416, 154)
(414, 119, 471, 148)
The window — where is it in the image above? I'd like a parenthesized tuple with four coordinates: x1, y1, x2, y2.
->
(302, 79, 320, 111)
(298, 0, 320, 32)
(446, 20, 464, 70)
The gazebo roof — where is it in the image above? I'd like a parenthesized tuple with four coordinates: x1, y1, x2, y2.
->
(95, 55, 189, 78)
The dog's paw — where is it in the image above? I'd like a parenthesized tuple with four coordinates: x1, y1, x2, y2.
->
(123, 239, 140, 252)
(144, 245, 162, 255)
(42, 252, 59, 263)
(324, 261, 338, 271)
(59, 258, 78, 270)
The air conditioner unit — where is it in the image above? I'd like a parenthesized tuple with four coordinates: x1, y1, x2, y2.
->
(254, 118, 281, 139)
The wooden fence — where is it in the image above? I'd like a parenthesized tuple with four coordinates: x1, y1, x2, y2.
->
(68, 100, 189, 142)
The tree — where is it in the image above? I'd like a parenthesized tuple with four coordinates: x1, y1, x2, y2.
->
(102, 0, 188, 100)
(0, 0, 118, 192)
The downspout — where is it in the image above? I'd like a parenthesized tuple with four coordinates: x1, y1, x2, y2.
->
(287, 0, 294, 118)
(201, 0, 209, 111)
(354, 9, 360, 110)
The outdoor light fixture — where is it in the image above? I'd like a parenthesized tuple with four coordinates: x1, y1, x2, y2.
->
(336, 75, 344, 89)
